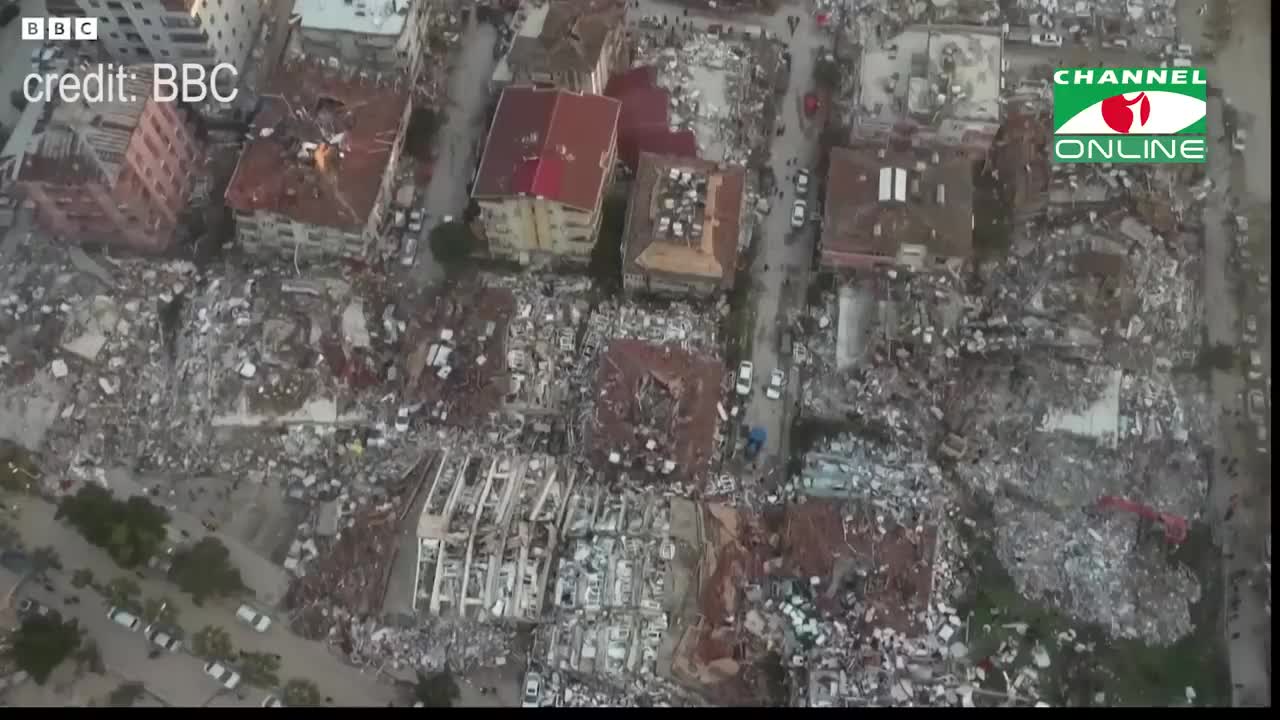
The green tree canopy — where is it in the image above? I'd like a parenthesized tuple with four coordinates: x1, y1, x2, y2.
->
(104, 576, 142, 613)
(108, 682, 146, 707)
(57, 486, 169, 569)
(170, 537, 244, 603)
(283, 678, 322, 707)
(9, 616, 82, 684)
(413, 669, 460, 707)
(192, 625, 235, 662)
(428, 221, 475, 266)
(240, 651, 282, 688)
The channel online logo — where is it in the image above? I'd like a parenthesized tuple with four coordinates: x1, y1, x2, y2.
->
(1053, 67, 1207, 164)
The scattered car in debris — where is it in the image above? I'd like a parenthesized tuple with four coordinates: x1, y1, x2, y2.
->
(107, 606, 142, 632)
(791, 200, 807, 228)
(261, 695, 284, 708)
(1031, 33, 1063, 47)
(235, 604, 272, 633)
(522, 673, 542, 708)
(146, 625, 183, 653)
(735, 361, 754, 396)
(765, 369, 785, 400)
(204, 662, 241, 690)
(1104, 37, 1129, 49)
(795, 169, 810, 194)
(400, 234, 418, 268)
(395, 405, 411, 433)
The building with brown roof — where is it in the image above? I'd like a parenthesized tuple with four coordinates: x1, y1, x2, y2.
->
(473, 87, 621, 264)
(224, 59, 413, 261)
(13, 68, 202, 254)
(821, 144, 974, 272)
(492, 0, 628, 95)
(621, 153, 746, 298)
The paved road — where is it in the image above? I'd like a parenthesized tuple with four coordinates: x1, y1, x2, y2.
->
(631, 0, 831, 470)
(405, 10, 498, 284)
(5, 495, 400, 707)
(1179, 0, 1272, 707)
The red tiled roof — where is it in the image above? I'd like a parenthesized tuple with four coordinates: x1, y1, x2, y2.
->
(223, 61, 410, 231)
(605, 66, 698, 169)
(473, 87, 621, 212)
(618, 127, 698, 170)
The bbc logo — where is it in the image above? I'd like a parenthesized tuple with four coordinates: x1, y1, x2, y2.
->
(22, 17, 99, 41)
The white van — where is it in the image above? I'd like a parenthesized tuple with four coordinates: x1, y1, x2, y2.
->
(107, 606, 142, 631)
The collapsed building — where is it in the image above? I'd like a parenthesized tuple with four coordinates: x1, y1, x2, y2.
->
(852, 25, 1004, 159)
(225, 59, 413, 261)
(292, 0, 433, 77)
(621, 153, 748, 298)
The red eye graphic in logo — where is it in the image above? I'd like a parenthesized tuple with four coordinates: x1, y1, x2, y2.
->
(1101, 92, 1152, 134)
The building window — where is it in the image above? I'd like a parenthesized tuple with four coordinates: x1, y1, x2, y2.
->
(109, 32, 119, 38)
(142, 18, 151, 25)
(132, 1, 142, 7)
(106, 1, 122, 9)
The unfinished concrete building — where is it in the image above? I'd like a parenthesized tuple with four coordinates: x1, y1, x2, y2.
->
(413, 451, 578, 622)
(224, 59, 412, 261)
(621, 153, 747, 299)
(853, 25, 1004, 158)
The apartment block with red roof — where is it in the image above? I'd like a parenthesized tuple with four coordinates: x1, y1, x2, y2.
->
(472, 87, 622, 264)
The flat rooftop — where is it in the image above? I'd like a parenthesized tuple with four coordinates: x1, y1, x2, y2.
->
(623, 153, 744, 289)
(857, 25, 1002, 126)
(294, 0, 411, 35)
(224, 59, 410, 231)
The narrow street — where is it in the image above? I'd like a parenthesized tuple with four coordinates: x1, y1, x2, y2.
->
(408, 10, 499, 285)
(1178, 0, 1272, 707)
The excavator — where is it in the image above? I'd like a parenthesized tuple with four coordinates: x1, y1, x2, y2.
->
(1091, 495, 1189, 545)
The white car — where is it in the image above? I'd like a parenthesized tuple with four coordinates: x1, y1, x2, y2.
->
(1233, 128, 1248, 152)
(262, 695, 284, 708)
(1258, 271, 1269, 290)
(1248, 351, 1264, 381)
(791, 200, 807, 229)
(235, 604, 272, 633)
(735, 361, 754, 396)
(400, 234, 418, 267)
(795, 169, 810, 194)
(146, 625, 183, 653)
(1243, 315, 1258, 344)
(1247, 389, 1267, 423)
(204, 661, 242, 691)
(522, 673, 542, 708)
(765, 369, 785, 400)
(1031, 33, 1063, 47)
(107, 606, 142, 632)
(395, 405, 411, 433)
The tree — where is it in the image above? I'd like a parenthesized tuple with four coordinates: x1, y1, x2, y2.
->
(192, 626, 235, 662)
(428, 221, 475, 266)
(240, 651, 282, 688)
(404, 108, 442, 161)
(170, 537, 243, 603)
(142, 596, 180, 627)
(104, 576, 142, 612)
(57, 486, 169, 569)
(71, 568, 95, 589)
(413, 670, 460, 708)
(283, 678, 322, 707)
(0, 440, 42, 493)
(108, 682, 146, 707)
(9, 616, 82, 684)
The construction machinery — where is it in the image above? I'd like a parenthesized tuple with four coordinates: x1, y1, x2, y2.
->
(1093, 495, 1189, 545)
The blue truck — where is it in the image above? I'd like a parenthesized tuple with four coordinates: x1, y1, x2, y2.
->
(744, 427, 767, 461)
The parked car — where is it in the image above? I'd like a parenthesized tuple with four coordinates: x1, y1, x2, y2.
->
(400, 234, 417, 268)
(146, 625, 183, 653)
(735, 361, 754, 396)
(1243, 315, 1258, 344)
(1247, 389, 1267, 423)
(1233, 128, 1248, 152)
(791, 200, 807, 229)
(795, 169, 810, 194)
(522, 673, 542, 708)
(261, 695, 284, 708)
(235, 604, 272, 633)
(107, 606, 142, 632)
(1257, 424, 1269, 455)
(395, 405, 411, 433)
(765, 369, 785, 400)
(1248, 351, 1264, 381)
(203, 662, 241, 690)
(1257, 270, 1269, 290)
(1031, 33, 1063, 47)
